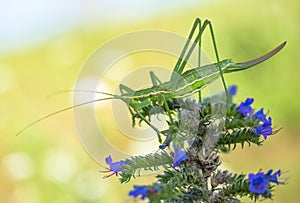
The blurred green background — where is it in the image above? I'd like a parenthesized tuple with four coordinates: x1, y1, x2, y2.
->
(1, 0, 299, 202)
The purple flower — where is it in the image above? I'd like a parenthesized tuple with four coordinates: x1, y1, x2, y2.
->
(173, 149, 188, 167)
(128, 185, 162, 200)
(248, 169, 281, 195)
(128, 185, 149, 200)
(248, 172, 270, 195)
(265, 169, 281, 184)
(255, 117, 273, 139)
(228, 85, 237, 97)
(101, 155, 127, 178)
(254, 108, 268, 123)
(159, 131, 171, 150)
(237, 98, 254, 117)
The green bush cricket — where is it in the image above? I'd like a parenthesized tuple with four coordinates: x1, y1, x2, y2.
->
(16, 18, 286, 143)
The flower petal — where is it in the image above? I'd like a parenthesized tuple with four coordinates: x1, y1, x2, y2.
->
(248, 172, 270, 195)
(255, 117, 273, 139)
(104, 155, 127, 177)
(254, 108, 267, 123)
(128, 185, 149, 200)
(237, 98, 254, 116)
(228, 85, 237, 97)
(173, 149, 188, 167)
(105, 155, 113, 165)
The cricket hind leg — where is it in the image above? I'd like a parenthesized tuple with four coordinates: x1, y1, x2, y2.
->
(192, 19, 229, 100)
(171, 18, 203, 80)
(204, 20, 229, 99)
(171, 18, 229, 100)
(149, 71, 162, 86)
(193, 19, 229, 99)
(170, 18, 203, 101)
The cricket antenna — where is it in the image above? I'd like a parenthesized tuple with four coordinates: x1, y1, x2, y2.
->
(47, 89, 120, 98)
(16, 97, 114, 136)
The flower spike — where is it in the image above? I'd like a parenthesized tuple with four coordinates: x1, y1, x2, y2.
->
(237, 98, 254, 116)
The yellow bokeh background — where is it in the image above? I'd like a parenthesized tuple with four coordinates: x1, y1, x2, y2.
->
(1, 1, 299, 202)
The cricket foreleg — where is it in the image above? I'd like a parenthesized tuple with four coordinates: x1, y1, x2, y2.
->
(149, 71, 163, 86)
(119, 83, 163, 142)
(119, 84, 137, 126)
(132, 104, 163, 142)
(149, 71, 175, 126)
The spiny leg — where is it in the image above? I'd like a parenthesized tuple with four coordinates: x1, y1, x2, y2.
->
(119, 84, 136, 126)
(119, 84, 162, 142)
(150, 71, 175, 125)
(197, 20, 202, 101)
(132, 104, 162, 142)
(206, 20, 229, 100)
(170, 18, 203, 101)
(172, 18, 229, 100)
(189, 20, 228, 99)
(171, 18, 202, 80)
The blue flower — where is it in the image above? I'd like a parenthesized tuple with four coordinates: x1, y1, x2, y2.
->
(228, 85, 237, 97)
(101, 155, 127, 178)
(265, 169, 281, 184)
(159, 131, 171, 150)
(173, 149, 188, 167)
(248, 169, 281, 195)
(128, 185, 149, 200)
(128, 185, 162, 200)
(248, 172, 270, 195)
(254, 108, 268, 123)
(255, 117, 273, 139)
(237, 98, 254, 117)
